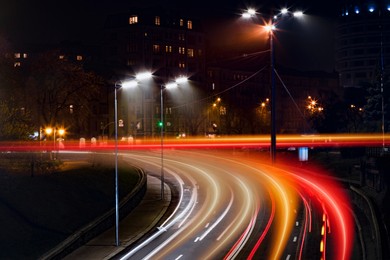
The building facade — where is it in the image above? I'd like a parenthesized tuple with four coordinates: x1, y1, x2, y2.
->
(336, 0, 390, 88)
(102, 7, 206, 139)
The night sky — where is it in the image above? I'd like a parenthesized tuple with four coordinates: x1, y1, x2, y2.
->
(1, 0, 339, 44)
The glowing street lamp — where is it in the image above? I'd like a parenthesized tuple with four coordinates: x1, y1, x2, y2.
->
(113, 77, 139, 247)
(57, 128, 65, 136)
(242, 7, 303, 163)
(160, 76, 188, 199)
(44, 127, 65, 159)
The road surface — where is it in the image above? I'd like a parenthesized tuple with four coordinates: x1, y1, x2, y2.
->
(116, 149, 355, 259)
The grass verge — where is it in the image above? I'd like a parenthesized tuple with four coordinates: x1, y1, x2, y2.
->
(0, 154, 140, 260)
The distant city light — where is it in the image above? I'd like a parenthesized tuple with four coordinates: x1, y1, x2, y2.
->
(354, 7, 360, 14)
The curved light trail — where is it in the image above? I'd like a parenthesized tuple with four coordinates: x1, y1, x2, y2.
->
(114, 149, 354, 260)
(3, 138, 356, 259)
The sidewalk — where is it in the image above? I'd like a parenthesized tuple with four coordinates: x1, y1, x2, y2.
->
(63, 175, 171, 260)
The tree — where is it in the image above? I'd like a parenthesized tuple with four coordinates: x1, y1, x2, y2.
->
(308, 91, 344, 133)
(342, 87, 367, 132)
(363, 71, 390, 132)
(25, 50, 104, 138)
(0, 99, 34, 140)
(0, 35, 34, 140)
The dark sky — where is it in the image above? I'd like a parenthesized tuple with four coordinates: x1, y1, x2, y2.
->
(0, 0, 340, 45)
(0, 0, 340, 72)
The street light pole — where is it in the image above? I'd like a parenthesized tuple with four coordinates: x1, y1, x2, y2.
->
(159, 76, 188, 199)
(160, 85, 165, 200)
(112, 76, 147, 246)
(270, 28, 276, 163)
(242, 8, 303, 163)
(114, 83, 120, 246)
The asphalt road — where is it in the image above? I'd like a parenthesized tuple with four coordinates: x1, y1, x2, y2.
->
(114, 149, 356, 259)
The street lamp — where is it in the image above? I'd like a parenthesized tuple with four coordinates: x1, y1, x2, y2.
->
(113, 79, 137, 247)
(45, 127, 54, 160)
(160, 76, 188, 199)
(242, 7, 303, 163)
(56, 128, 65, 158)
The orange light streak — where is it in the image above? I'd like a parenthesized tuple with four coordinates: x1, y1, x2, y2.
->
(1, 133, 388, 152)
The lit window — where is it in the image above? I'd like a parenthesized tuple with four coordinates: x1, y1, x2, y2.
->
(155, 16, 160, 25)
(187, 20, 192, 29)
(69, 105, 74, 114)
(153, 44, 160, 53)
(23, 53, 28, 58)
(14, 62, 21, 67)
(179, 47, 185, 54)
(14, 53, 21, 59)
(187, 48, 194, 57)
(76, 55, 83, 61)
(166, 45, 172, 53)
(180, 19, 184, 26)
(179, 62, 185, 68)
(59, 55, 65, 60)
(129, 15, 138, 24)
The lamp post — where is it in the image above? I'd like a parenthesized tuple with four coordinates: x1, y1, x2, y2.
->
(113, 79, 137, 247)
(45, 127, 54, 160)
(56, 128, 65, 158)
(269, 25, 276, 163)
(45, 127, 64, 160)
(160, 76, 188, 199)
(243, 8, 303, 163)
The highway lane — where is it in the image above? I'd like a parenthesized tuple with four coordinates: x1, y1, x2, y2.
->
(117, 149, 354, 259)
(119, 151, 267, 259)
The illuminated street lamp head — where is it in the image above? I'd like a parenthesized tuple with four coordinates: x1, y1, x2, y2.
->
(281, 8, 288, 14)
(135, 71, 152, 81)
(242, 8, 256, 18)
(121, 80, 138, 89)
(45, 127, 53, 135)
(175, 76, 188, 84)
(58, 128, 65, 136)
(293, 11, 303, 17)
(165, 82, 178, 89)
(264, 23, 276, 32)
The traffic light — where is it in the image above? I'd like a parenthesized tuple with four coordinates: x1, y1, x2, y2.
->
(157, 121, 163, 128)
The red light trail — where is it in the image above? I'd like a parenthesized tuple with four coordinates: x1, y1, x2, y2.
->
(0, 133, 388, 152)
